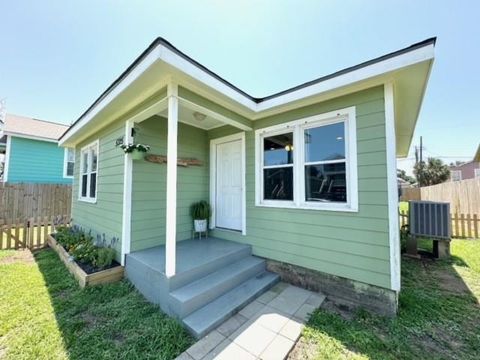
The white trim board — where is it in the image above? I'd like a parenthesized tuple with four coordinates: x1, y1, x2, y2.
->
(209, 132, 246, 235)
(3, 131, 59, 143)
(384, 82, 401, 292)
(121, 120, 134, 265)
(254, 106, 358, 213)
(3, 135, 11, 182)
(59, 39, 435, 147)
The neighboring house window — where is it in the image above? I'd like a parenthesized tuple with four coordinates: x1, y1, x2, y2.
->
(79, 140, 99, 202)
(63, 148, 75, 178)
(451, 170, 462, 181)
(475, 168, 480, 178)
(256, 107, 358, 211)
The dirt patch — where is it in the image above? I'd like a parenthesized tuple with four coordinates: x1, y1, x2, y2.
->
(0, 250, 35, 265)
(435, 270, 471, 294)
(288, 337, 317, 360)
(320, 298, 356, 321)
(81, 311, 101, 328)
(111, 333, 126, 347)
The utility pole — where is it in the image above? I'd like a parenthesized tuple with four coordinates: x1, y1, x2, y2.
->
(419, 136, 423, 164)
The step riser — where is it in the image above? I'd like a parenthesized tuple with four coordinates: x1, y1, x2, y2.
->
(183, 272, 280, 338)
(169, 246, 252, 290)
(125, 255, 167, 306)
(170, 260, 266, 318)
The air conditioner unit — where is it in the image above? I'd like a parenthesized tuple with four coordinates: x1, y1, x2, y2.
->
(409, 201, 451, 239)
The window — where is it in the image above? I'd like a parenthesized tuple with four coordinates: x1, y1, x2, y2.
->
(451, 170, 462, 182)
(256, 107, 358, 211)
(79, 140, 99, 202)
(262, 132, 294, 201)
(475, 168, 480, 178)
(63, 148, 75, 178)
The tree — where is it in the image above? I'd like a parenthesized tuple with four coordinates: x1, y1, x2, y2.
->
(397, 169, 416, 184)
(414, 157, 450, 187)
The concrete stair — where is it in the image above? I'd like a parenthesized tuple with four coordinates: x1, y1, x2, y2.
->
(125, 239, 279, 338)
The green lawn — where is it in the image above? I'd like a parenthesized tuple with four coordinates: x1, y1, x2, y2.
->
(0, 249, 193, 360)
(293, 239, 480, 360)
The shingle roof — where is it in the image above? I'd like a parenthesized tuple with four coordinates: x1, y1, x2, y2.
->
(3, 113, 68, 141)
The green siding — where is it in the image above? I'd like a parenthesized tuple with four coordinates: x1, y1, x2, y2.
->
(71, 119, 125, 258)
(208, 86, 392, 289)
(7, 136, 72, 184)
(130, 116, 209, 252)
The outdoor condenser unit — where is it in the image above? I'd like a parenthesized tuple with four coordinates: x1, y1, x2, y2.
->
(409, 201, 451, 239)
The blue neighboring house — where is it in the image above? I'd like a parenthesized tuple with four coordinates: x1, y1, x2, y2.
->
(0, 113, 73, 184)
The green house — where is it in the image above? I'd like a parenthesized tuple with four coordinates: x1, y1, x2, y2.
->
(59, 38, 435, 337)
(1, 114, 73, 184)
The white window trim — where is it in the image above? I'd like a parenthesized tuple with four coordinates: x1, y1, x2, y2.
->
(475, 168, 480, 178)
(78, 140, 99, 203)
(451, 170, 462, 181)
(63, 147, 75, 178)
(255, 106, 358, 212)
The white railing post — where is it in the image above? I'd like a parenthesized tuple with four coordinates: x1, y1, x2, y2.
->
(121, 119, 134, 265)
(165, 82, 178, 277)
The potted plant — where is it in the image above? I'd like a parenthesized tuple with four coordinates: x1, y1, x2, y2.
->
(190, 200, 212, 233)
(120, 143, 150, 160)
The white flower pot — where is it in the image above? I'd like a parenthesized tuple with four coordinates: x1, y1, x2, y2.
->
(194, 219, 207, 233)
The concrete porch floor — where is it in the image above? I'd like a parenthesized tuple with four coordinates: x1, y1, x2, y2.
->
(128, 237, 250, 275)
(176, 282, 326, 360)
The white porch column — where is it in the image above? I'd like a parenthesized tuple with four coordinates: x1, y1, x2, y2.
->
(165, 83, 178, 277)
(121, 119, 134, 265)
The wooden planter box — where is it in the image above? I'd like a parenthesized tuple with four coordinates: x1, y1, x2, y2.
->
(47, 234, 124, 288)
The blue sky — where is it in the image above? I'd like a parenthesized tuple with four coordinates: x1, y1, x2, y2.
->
(1, 1, 478, 173)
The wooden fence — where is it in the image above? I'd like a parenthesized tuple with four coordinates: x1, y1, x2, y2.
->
(400, 187, 421, 202)
(399, 210, 479, 239)
(0, 184, 72, 250)
(0, 183, 72, 220)
(420, 177, 480, 215)
(0, 216, 69, 250)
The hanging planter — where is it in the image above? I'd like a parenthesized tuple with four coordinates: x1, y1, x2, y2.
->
(120, 143, 150, 161)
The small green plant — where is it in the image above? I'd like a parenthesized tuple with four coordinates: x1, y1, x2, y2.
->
(54, 226, 117, 269)
(94, 247, 116, 269)
(190, 201, 212, 220)
(120, 143, 150, 153)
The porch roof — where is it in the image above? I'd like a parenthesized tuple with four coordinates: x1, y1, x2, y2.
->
(59, 37, 435, 157)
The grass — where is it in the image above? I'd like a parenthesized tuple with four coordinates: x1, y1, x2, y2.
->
(0, 249, 193, 360)
(294, 239, 480, 360)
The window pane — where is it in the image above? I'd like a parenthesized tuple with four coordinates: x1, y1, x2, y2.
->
(264, 167, 293, 201)
(82, 152, 88, 173)
(305, 122, 345, 162)
(263, 133, 294, 166)
(90, 147, 98, 171)
(81, 175, 88, 197)
(67, 162, 74, 176)
(90, 173, 97, 198)
(67, 148, 75, 162)
(305, 162, 347, 203)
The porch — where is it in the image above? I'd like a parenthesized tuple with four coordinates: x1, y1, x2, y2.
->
(124, 237, 279, 338)
(121, 82, 250, 278)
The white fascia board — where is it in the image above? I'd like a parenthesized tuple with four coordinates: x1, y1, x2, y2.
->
(60, 41, 434, 146)
(59, 46, 162, 146)
(159, 46, 258, 110)
(256, 44, 435, 112)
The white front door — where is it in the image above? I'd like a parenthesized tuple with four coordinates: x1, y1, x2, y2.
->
(216, 139, 243, 231)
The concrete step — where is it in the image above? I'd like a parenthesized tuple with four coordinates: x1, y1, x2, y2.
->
(169, 256, 266, 318)
(182, 271, 280, 338)
(168, 244, 252, 290)
(125, 254, 167, 306)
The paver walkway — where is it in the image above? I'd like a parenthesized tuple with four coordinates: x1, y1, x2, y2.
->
(176, 282, 326, 360)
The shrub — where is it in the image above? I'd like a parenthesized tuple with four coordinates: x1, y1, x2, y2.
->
(190, 201, 212, 220)
(95, 247, 116, 269)
(54, 226, 117, 269)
